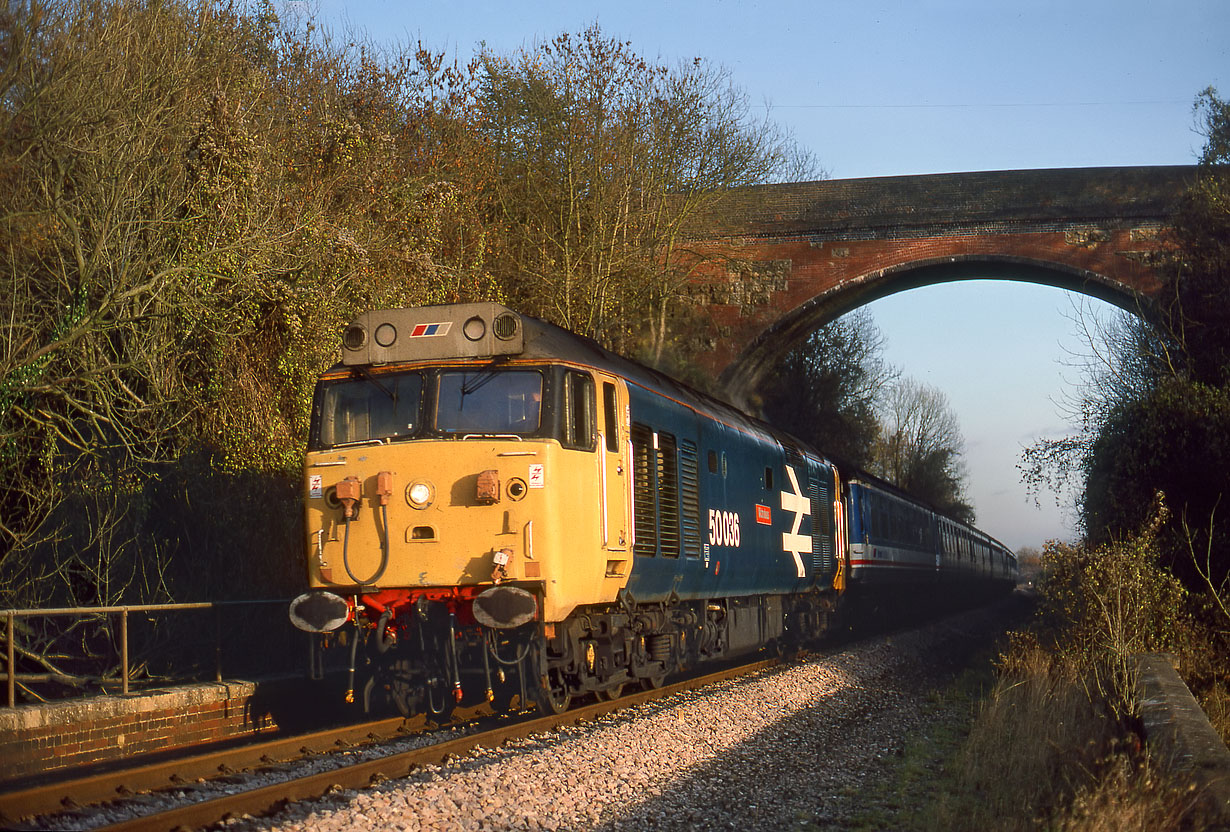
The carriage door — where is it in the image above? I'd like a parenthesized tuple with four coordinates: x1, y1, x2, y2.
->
(596, 374, 631, 561)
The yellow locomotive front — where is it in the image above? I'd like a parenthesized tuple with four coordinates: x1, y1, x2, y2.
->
(289, 303, 633, 716)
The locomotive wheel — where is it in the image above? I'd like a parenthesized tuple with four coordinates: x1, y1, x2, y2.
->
(598, 683, 624, 701)
(640, 673, 666, 690)
(534, 669, 572, 715)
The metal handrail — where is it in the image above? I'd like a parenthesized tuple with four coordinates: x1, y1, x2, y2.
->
(2, 599, 291, 708)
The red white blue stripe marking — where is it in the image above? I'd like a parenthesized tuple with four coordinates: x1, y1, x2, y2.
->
(409, 322, 452, 337)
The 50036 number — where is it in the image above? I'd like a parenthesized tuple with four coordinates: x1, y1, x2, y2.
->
(708, 509, 741, 548)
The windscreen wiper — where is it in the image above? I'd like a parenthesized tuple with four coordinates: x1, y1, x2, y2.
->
(355, 367, 397, 402)
(460, 357, 509, 396)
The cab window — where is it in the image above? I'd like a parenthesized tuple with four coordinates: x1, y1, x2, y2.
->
(436, 370, 543, 434)
(602, 382, 619, 452)
(314, 371, 423, 447)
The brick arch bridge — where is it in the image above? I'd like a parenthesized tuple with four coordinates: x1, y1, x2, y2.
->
(685, 165, 1196, 407)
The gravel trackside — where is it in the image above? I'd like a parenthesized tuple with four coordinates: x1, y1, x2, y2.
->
(208, 593, 1030, 832)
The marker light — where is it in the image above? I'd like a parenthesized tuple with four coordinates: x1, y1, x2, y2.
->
(374, 323, 398, 347)
(463, 315, 486, 341)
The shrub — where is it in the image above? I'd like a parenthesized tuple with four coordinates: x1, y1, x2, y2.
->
(1036, 497, 1193, 714)
(933, 502, 1216, 831)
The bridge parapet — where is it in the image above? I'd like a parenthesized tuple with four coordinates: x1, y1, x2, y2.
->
(689, 165, 1194, 240)
(1135, 652, 1230, 824)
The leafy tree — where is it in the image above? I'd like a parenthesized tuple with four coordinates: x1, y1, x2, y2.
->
(0, 1, 482, 609)
(1082, 381, 1230, 543)
(472, 25, 819, 362)
(1160, 87, 1230, 386)
(758, 310, 896, 468)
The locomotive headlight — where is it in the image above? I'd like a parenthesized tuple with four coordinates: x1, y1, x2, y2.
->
(406, 480, 434, 509)
(462, 315, 486, 341)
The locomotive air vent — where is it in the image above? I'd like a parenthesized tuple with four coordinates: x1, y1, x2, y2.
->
(493, 312, 520, 340)
(342, 324, 367, 351)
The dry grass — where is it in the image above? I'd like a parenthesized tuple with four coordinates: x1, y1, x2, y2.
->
(1057, 755, 1207, 832)
(926, 636, 1218, 832)
(1203, 681, 1230, 747)
(928, 636, 1120, 831)
(924, 512, 1228, 832)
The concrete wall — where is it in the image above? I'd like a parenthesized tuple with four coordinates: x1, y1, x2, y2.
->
(1136, 653, 1230, 824)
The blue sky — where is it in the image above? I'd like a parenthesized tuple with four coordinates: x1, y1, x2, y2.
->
(296, 0, 1228, 550)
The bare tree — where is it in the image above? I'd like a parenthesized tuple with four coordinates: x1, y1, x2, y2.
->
(871, 378, 973, 522)
(1019, 301, 1174, 529)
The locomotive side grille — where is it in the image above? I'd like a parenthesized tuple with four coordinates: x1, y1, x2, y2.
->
(631, 422, 657, 557)
(811, 472, 835, 574)
(657, 432, 681, 558)
(679, 440, 702, 558)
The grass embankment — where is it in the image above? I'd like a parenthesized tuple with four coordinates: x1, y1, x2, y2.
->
(847, 504, 1230, 831)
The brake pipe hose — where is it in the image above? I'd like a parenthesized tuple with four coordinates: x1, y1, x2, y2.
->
(340, 503, 390, 586)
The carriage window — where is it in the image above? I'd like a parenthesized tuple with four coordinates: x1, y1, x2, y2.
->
(315, 371, 423, 447)
(437, 370, 542, 434)
(562, 371, 595, 450)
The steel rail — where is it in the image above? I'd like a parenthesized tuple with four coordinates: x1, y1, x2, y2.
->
(0, 714, 412, 824)
(24, 658, 776, 832)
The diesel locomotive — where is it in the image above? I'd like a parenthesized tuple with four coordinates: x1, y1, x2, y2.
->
(288, 302, 1016, 717)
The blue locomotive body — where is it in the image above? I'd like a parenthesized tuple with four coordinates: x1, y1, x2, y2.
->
(619, 377, 842, 605)
(289, 303, 1015, 716)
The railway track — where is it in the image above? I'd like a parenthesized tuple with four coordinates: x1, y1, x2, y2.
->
(0, 658, 778, 832)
